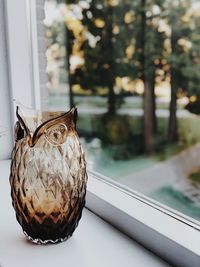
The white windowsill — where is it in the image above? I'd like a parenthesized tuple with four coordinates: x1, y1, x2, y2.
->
(86, 171, 200, 267)
(0, 160, 169, 267)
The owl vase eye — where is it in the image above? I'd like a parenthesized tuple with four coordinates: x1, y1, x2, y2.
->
(14, 121, 25, 141)
(45, 123, 68, 146)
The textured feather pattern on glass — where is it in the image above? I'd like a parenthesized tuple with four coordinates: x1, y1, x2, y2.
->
(10, 106, 88, 244)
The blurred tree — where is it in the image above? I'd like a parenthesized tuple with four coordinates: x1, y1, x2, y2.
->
(66, 27, 74, 107)
(64, 0, 85, 107)
(80, 0, 116, 113)
(65, 0, 137, 114)
(184, 3, 200, 114)
(166, 0, 200, 141)
(134, 0, 165, 152)
(64, 0, 200, 152)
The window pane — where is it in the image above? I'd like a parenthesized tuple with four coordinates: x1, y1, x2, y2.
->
(44, 0, 200, 223)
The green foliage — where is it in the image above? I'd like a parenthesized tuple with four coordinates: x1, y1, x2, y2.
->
(166, 0, 200, 96)
(64, 0, 200, 151)
(185, 100, 200, 115)
(178, 116, 200, 146)
(65, 0, 200, 99)
(188, 170, 200, 184)
(63, 0, 200, 99)
(77, 111, 200, 160)
(65, 0, 167, 112)
(100, 113, 132, 145)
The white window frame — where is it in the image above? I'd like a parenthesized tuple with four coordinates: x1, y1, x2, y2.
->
(4, 1, 200, 266)
(5, 0, 41, 115)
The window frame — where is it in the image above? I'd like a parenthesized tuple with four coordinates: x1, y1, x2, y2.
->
(4, 1, 200, 266)
(5, 0, 41, 114)
(87, 171, 200, 267)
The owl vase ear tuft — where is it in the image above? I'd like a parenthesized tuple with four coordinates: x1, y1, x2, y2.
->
(14, 121, 25, 141)
(70, 106, 78, 127)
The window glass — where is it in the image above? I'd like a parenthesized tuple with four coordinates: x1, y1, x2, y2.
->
(44, 0, 200, 222)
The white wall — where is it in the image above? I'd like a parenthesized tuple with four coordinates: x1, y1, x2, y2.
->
(0, 0, 13, 160)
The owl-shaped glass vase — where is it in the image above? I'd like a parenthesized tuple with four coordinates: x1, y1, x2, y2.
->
(10, 105, 87, 244)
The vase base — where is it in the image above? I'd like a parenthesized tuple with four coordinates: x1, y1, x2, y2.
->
(23, 231, 71, 245)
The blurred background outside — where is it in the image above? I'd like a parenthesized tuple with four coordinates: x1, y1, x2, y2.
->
(44, 0, 200, 221)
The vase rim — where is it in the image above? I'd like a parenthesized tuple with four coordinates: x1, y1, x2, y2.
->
(16, 104, 77, 147)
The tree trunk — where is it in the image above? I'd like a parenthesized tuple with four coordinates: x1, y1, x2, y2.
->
(108, 84, 116, 114)
(168, 72, 178, 142)
(151, 72, 157, 134)
(65, 27, 74, 108)
(140, 0, 154, 153)
(68, 78, 74, 108)
(144, 80, 154, 153)
(168, 29, 178, 142)
(106, 4, 116, 115)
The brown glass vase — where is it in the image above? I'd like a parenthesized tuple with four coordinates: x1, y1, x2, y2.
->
(10, 105, 87, 244)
